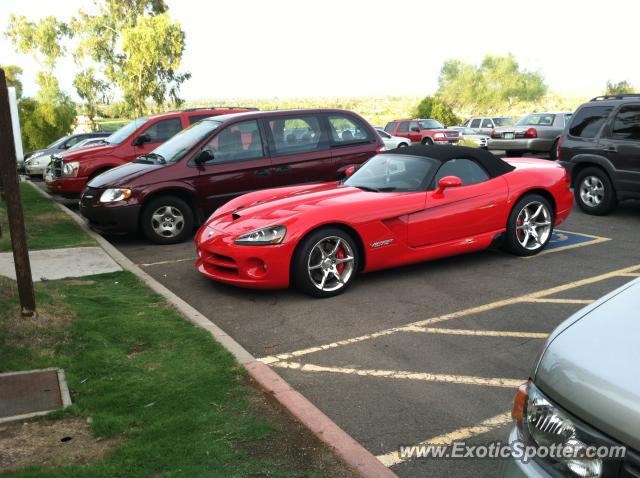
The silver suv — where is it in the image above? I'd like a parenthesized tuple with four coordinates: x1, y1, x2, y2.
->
(500, 278, 640, 477)
(464, 116, 515, 135)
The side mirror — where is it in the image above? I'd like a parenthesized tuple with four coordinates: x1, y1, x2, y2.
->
(133, 133, 151, 146)
(194, 149, 213, 165)
(344, 165, 357, 177)
(411, 126, 420, 132)
(435, 175, 463, 195)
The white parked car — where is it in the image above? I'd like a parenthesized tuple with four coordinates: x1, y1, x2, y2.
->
(375, 127, 409, 150)
(449, 127, 490, 149)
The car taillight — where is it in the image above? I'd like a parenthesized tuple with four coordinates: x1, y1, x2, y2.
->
(376, 145, 385, 153)
(524, 127, 538, 138)
(490, 130, 499, 138)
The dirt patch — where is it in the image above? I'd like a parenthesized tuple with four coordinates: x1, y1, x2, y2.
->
(62, 279, 97, 286)
(0, 303, 75, 349)
(240, 380, 358, 478)
(0, 416, 121, 473)
(32, 212, 68, 226)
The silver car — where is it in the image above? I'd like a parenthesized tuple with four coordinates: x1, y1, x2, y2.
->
(500, 278, 640, 477)
(464, 116, 516, 135)
(375, 128, 410, 150)
(449, 126, 490, 149)
(489, 112, 573, 159)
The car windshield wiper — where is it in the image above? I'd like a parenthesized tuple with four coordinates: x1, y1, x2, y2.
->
(351, 185, 381, 192)
(136, 152, 166, 165)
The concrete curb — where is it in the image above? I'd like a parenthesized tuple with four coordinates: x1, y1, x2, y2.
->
(25, 180, 397, 478)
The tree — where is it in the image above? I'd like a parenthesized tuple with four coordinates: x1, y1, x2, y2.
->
(414, 96, 460, 126)
(74, 68, 110, 130)
(0, 64, 24, 99)
(437, 54, 547, 115)
(72, 0, 190, 117)
(605, 80, 635, 95)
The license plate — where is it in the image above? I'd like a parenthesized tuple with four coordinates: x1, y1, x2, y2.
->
(503, 133, 515, 139)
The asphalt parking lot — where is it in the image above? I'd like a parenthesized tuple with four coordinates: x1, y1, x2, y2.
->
(36, 177, 640, 477)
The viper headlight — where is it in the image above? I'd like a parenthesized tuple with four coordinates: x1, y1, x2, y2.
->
(100, 188, 132, 203)
(62, 161, 80, 177)
(235, 225, 286, 245)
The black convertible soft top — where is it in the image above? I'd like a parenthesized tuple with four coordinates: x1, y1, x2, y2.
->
(382, 145, 515, 178)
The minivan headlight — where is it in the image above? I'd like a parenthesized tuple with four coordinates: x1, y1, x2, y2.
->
(235, 226, 286, 245)
(513, 381, 603, 478)
(100, 188, 132, 203)
(62, 161, 80, 177)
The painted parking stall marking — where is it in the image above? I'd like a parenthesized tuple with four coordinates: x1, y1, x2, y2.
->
(259, 264, 640, 469)
(524, 229, 610, 258)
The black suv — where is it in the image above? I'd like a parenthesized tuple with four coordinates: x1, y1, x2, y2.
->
(558, 94, 640, 215)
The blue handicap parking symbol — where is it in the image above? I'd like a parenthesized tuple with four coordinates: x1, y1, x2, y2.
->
(544, 230, 602, 251)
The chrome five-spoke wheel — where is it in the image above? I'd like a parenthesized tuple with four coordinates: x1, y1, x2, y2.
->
(307, 236, 355, 292)
(579, 176, 604, 208)
(151, 205, 185, 239)
(516, 201, 552, 251)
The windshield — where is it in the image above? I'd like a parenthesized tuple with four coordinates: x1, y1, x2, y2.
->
(344, 154, 436, 192)
(148, 120, 223, 164)
(106, 117, 150, 144)
(418, 120, 444, 130)
(516, 114, 556, 127)
(46, 136, 69, 149)
(493, 117, 515, 127)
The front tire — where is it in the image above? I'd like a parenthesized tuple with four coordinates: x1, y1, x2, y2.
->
(574, 167, 617, 215)
(421, 137, 433, 146)
(291, 228, 359, 298)
(504, 194, 554, 257)
(398, 142, 408, 148)
(141, 195, 194, 245)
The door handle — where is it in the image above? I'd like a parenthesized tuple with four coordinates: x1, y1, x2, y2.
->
(255, 169, 270, 177)
(605, 146, 617, 153)
(274, 166, 291, 175)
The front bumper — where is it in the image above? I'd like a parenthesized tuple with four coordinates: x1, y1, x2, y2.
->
(488, 138, 553, 152)
(25, 163, 48, 176)
(434, 137, 459, 144)
(195, 225, 294, 289)
(45, 176, 87, 197)
(79, 189, 140, 234)
(498, 428, 551, 477)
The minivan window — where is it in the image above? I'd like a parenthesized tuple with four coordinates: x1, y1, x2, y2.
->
(569, 106, 614, 138)
(107, 118, 150, 144)
(155, 120, 222, 164)
(329, 115, 371, 145)
(516, 114, 555, 126)
(203, 120, 264, 163)
(267, 115, 326, 156)
(142, 118, 183, 143)
(610, 105, 640, 140)
(493, 117, 515, 127)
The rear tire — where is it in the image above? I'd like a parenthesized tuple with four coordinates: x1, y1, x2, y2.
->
(504, 194, 554, 257)
(141, 195, 194, 245)
(574, 167, 617, 215)
(398, 142, 408, 148)
(291, 228, 359, 298)
(421, 138, 433, 146)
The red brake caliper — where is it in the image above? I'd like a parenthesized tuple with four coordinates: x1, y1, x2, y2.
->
(517, 216, 523, 240)
(336, 246, 345, 274)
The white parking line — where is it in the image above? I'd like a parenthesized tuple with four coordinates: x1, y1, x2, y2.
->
(376, 412, 512, 467)
(404, 326, 548, 339)
(259, 263, 640, 364)
(525, 298, 594, 304)
(139, 257, 195, 267)
(271, 361, 523, 388)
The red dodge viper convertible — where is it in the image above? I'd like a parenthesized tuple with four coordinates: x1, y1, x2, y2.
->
(195, 145, 573, 297)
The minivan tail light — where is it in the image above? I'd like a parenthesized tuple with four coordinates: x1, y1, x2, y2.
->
(376, 145, 385, 153)
(524, 127, 538, 138)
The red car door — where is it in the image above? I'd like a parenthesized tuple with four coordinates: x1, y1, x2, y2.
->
(408, 121, 422, 143)
(394, 121, 411, 142)
(407, 159, 509, 247)
(263, 114, 334, 187)
(132, 116, 184, 161)
(192, 119, 273, 215)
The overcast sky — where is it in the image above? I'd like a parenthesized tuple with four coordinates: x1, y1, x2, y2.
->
(1, 0, 639, 100)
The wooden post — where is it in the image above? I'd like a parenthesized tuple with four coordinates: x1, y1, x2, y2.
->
(0, 68, 36, 317)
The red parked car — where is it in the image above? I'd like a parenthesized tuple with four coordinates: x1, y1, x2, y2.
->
(45, 107, 256, 198)
(195, 145, 573, 297)
(384, 119, 460, 145)
(79, 109, 384, 244)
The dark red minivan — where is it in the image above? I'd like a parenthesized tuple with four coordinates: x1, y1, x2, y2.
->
(79, 109, 384, 244)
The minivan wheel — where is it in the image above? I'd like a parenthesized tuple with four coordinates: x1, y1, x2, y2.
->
(422, 138, 433, 146)
(141, 196, 194, 244)
(291, 228, 359, 298)
(575, 167, 617, 215)
(504, 194, 554, 257)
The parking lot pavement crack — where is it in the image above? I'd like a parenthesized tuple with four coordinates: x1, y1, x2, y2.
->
(271, 361, 523, 388)
(376, 411, 512, 467)
(258, 263, 640, 365)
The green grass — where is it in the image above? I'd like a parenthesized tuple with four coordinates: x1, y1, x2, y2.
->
(0, 183, 95, 252)
(0, 272, 345, 477)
